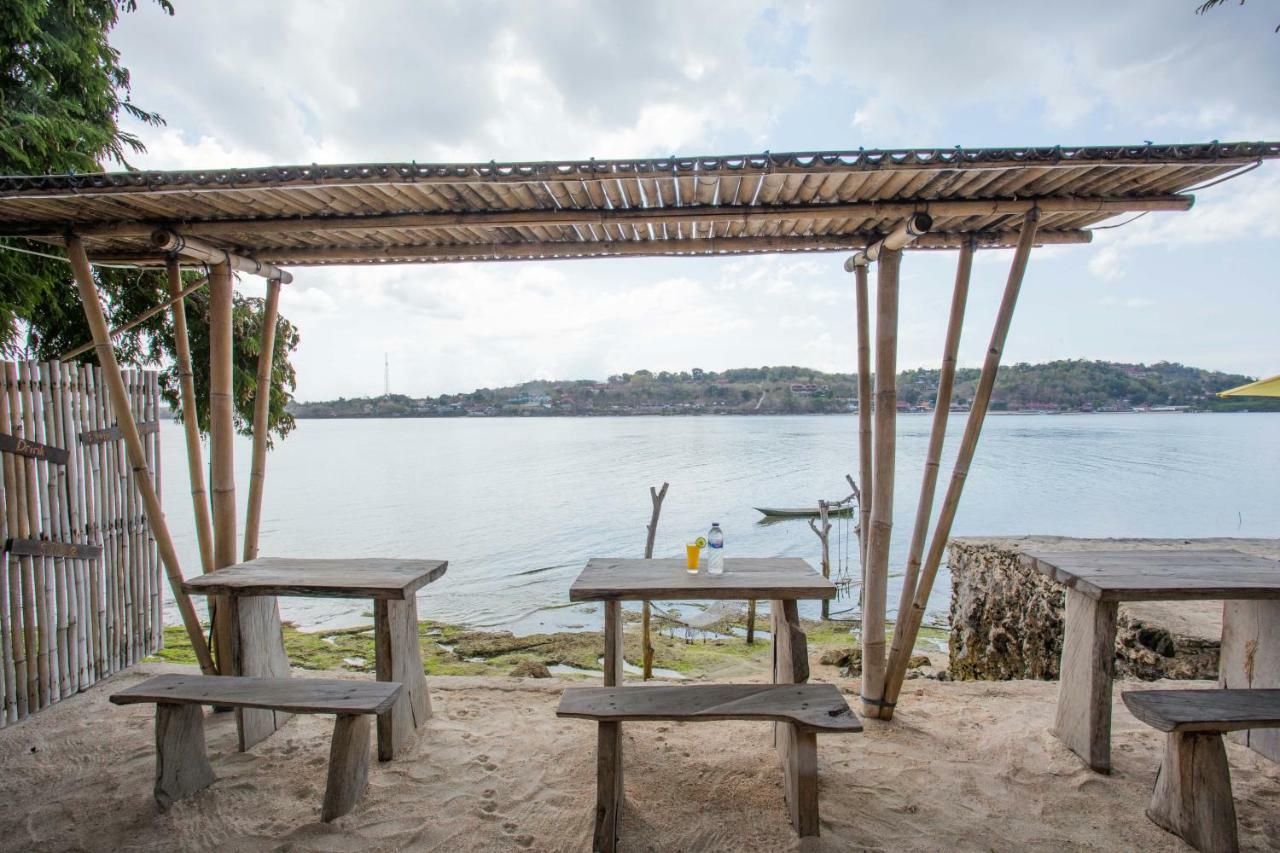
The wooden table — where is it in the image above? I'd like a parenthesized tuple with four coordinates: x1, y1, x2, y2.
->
(1020, 549, 1280, 772)
(570, 557, 836, 831)
(184, 557, 447, 759)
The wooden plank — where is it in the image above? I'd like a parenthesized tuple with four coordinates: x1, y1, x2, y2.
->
(571, 558, 833, 602)
(1053, 588, 1118, 772)
(0, 432, 68, 466)
(184, 557, 448, 600)
(1123, 689, 1280, 734)
(153, 703, 215, 810)
(558, 684, 860, 732)
(5, 538, 101, 561)
(231, 594, 293, 751)
(594, 720, 622, 853)
(1020, 549, 1280, 602)
(76, 421, 158, 446)
(1221, 601, 1280, 762)
(109, 673, 401, 715)
(1146, 731, 1239, 853)
(374, 595, 430, 760)
(322, 714, 372, 822)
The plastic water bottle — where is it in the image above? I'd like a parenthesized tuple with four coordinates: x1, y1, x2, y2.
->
(707, 523, 724, 574)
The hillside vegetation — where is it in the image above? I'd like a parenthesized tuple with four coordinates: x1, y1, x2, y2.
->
(290, 360, 1277, 419)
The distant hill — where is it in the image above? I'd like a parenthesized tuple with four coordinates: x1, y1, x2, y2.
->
(289, 360, 1279, 419)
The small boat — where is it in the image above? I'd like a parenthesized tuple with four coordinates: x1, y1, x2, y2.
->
(754, 503, 855, 518)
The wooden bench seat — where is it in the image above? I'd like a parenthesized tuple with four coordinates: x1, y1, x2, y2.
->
(557, 683, 860, 851)
(1123, 689, 1280, 853)
(111, 674, 401, 822)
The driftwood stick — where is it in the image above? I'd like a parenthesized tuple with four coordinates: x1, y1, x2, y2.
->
(641, 482, 668, 680)
(881, 210, 1040, 717)
(884, 240, 973, 701)
(64, 236, 215, 675)
(167, 258, 214, 576)
(242, 277, 282, 562)
(808, 502, 832, 620)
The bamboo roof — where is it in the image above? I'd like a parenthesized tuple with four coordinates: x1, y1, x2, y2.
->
(1, 141, 1276, 267)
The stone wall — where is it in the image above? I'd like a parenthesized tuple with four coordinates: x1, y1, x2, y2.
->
(947, 537, 1239, 681)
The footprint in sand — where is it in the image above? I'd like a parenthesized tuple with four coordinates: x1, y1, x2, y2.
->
(482, 789, 496, 799)
(502, 822, 518, 832)
(481, 801, 498, 813)
(475, 754, 497, 771)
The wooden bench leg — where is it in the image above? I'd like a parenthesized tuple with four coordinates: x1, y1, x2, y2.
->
(594, 720, 622, 853)
(782, 726, 819, 836)
(375, 596, 430, 761)
(154, 703, 214, 810)
(322, 714, 372, 822)
(1148, 731, 1238, 853)
(1053, 589, 1117, 772)
(231, 594, 292, 751)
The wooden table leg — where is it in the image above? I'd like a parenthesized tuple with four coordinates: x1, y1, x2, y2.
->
(771, 599, 817, 835)
(1221, 600, 1280, 763)
(1053, 588, 1118, 772)
(230, 593, 292, 751)
(375, 595, 430, 761)
(603, 601, 624, 687)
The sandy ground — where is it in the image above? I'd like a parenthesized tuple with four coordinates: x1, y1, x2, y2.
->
(1, 662, 1278, 852)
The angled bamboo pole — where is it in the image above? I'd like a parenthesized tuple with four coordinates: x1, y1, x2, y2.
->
(641, 481, 668, 680)
(242, 277, 282, 562)
(167, 258, 214, 576)
(853, 263, 873, 580)
(883, 240, 974, 702)
(64, 235, 215, 675)
(208, 262, 236, 673)
(860, 246, 902, 720)
(60, 276, 208, 362)
(881, 210, 1041, 717)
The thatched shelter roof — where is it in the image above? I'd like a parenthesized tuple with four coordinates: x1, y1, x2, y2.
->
(1, 141, 1276, 267)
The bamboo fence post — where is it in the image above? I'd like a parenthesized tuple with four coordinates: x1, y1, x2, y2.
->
(3, 363, 28, 718)
(243, 277, 282, 562)
(808, 502, 832, 620)
(60, 362, 87, 689)
(641, 482, 668, 680)
(883, 241, 974, 701)
(208, 261, 236, 674)
(148, 371, 163, 651)
(881, 210, 1040, 716)
(0, 367, 14, 723)
(21, 361, 51, 707)
(860, 246, 902, 720)
(64, 235, 215, 675)
(41, 361, 71, 699)
(853, 263, 873, 594)
(167, 258, 215, 576)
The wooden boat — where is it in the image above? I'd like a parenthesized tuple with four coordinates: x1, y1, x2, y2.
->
(754, 503, 855, 518)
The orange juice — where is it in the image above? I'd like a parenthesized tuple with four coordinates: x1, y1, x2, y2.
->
(685, 544, 700, 573)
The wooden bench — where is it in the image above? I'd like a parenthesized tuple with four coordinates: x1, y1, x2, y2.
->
(1123, 689, 1280, 853)
(557, 683, 861, 851)
(111, 674, 401, 822)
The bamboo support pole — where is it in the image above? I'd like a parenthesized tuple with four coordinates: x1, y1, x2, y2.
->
(166, 258, 214, 576)
(64, 235, 215, 675)
(641, 482, 668, 680)
(207, 261, 236, 674)
(853, 264, 872, 582)
(860, 246, 902, 720)
(881, 209, 1041, 717)
(243, 277, 282, 562)
(883, 241, 974, 702)
(60, 276, 208, 361)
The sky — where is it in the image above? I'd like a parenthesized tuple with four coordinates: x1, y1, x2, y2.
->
(107, 0, 1280, 401)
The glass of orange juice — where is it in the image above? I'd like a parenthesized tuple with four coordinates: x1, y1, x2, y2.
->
(685, 543, 701, 573)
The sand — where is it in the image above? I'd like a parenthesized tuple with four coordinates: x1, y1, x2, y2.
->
(1, 660, 1278, 852)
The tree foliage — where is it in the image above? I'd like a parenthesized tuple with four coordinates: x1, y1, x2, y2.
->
(0, 1, 299, 441)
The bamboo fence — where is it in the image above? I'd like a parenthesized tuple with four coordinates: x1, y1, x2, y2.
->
(0, 360, 162, 727)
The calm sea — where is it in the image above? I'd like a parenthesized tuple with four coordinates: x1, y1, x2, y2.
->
(158, 413, 1280, 633)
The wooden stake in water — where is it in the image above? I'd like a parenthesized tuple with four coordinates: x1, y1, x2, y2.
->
(641, 482, 668, 680)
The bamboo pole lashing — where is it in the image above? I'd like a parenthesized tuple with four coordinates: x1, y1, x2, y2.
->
(243, 277, 282, 562)
(641, 482, 668, 680)
(64, 235, 216, 675)
(859, 247, 902, 720)
(880, 209, 1041, 717)
(883, 241, 974, 703)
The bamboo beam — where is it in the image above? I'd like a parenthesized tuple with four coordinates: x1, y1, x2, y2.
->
(208, 261, 235, 673)
(860, 246, 901, 720)
(63, 235, 215, 676)
(150, 230, 293, 283)
(166, 258, 214, 576)
(881, 209, 1041, 718)
(60, 276, 208, 362)
(854, 265, 872, 580)
(882, 240, 974, 705)
(243, 277, 282, 562)
(27, 195, 1193, 240)
(845, 213, 933, 269)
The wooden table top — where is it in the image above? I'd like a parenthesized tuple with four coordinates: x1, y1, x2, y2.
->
(1019, 549, 1280, 602)
(570, 557, 834, 602)
(183, 557, 448, 600)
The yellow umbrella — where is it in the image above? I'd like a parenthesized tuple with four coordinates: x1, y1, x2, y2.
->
(1218, 374, 1280, 398)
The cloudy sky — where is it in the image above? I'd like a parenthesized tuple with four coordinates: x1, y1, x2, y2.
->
(109, 1, 1280, 400)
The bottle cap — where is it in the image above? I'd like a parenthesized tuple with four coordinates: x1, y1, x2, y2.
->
(712, 522, 719, 526)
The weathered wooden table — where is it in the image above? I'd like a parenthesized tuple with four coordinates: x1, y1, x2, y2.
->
(570, 557, 836, 835)
(184, 556, 447, 759)
(1020, 548, 1280, 772)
